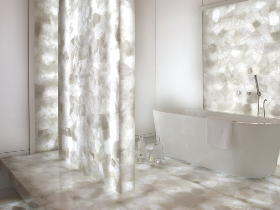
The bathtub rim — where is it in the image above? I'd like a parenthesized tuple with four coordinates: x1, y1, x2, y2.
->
(153, 107, 280, 125)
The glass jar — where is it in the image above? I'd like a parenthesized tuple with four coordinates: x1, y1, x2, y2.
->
(135, 148, 146, 163)
(138, 133, 145, 152)
(135, 133, 147, 164)
(155, 137, 164, 163)
(149, 147, 157, 167)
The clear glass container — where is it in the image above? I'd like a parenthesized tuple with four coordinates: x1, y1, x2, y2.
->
(137, 133, 146, 152)
(149, 146, 157, 167)
(139, 133, 144, 141)
(135, 133, 147, 164)
(135, 148, 146, 163)
(155, 137, 164, 163)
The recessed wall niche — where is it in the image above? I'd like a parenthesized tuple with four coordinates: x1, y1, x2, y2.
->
(203, 0, 280, 118)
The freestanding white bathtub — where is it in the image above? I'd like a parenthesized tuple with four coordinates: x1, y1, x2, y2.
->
(153, 108, 280, 178)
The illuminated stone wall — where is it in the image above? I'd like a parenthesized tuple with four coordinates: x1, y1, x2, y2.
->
(58, 0, 135, 193)
(34, 0, 59, 152)
(203, 0, 280, 118)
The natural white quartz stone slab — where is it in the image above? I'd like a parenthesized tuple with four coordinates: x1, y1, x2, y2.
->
(203, 0, 280, 121)
(58, 0, 135, 194)
(34, 0, 59, 153)
(2, 149, 280, 209)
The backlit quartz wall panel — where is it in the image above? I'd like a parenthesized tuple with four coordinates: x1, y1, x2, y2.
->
(203, 0, 280, 118)
(58, 0, 135, 193)
(35, 0, 59, 152)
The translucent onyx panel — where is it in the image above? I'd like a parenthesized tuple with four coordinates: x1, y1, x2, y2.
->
(203, 0, 280, 118)
(34, 0, 58, 152)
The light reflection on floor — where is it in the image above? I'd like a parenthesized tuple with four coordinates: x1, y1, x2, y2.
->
(1, 137, 280, 209)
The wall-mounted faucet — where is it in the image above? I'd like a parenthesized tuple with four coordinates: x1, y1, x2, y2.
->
(263, 99, 267, 119)
(254, 75, 261, 117)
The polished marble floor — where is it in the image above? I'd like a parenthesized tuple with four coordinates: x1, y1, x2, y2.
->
(1, 139, 280, 209)
(0, 196, 31, 210)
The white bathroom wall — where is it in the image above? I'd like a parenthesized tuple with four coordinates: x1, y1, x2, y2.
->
(0, 0, 29, 157)
(156, 0, 203, 109)
(135, 0, 156, 135)
(135, 0, 205, 136)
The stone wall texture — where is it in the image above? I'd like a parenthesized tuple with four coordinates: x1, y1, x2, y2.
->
(35, 0, 59, 152)
(203, 0, 280, 119)
(58, 0, 135, 194)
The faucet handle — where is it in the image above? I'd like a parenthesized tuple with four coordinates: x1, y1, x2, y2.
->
(254, 75, 261, 96)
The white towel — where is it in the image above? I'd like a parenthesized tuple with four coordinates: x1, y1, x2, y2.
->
(207, 116, 234, 150)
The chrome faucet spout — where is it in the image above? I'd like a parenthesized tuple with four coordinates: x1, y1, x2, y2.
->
(263, 99, 267, 119)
